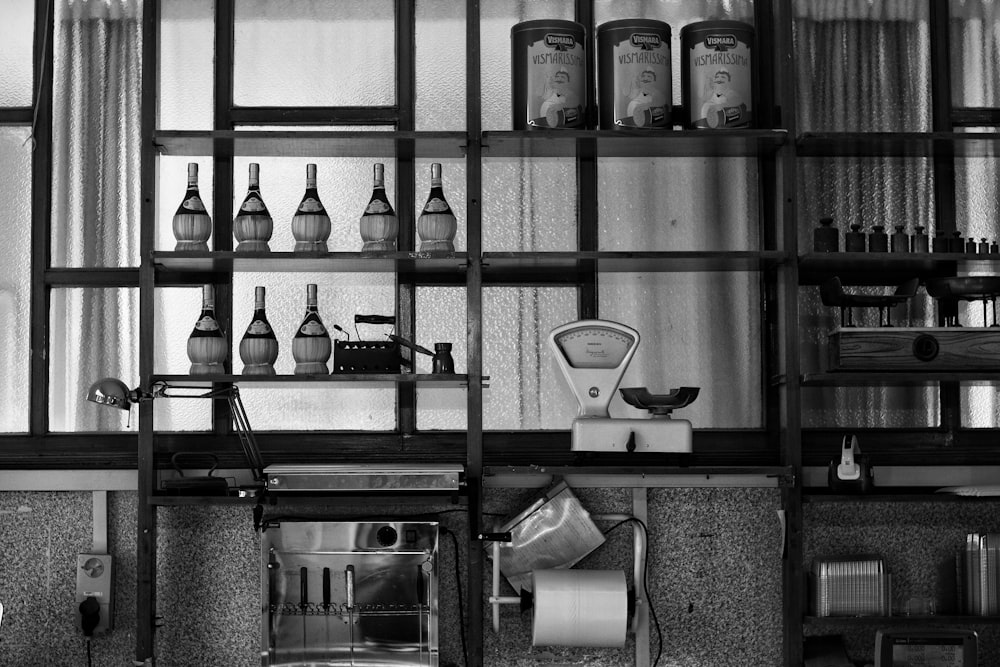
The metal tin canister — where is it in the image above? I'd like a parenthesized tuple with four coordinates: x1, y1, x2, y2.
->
(511, 19, 588, 130)
(597, 19, 671, 129)
(680, 20, 754, 129)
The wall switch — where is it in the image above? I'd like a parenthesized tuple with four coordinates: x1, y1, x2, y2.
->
(75, 554, 113, 635)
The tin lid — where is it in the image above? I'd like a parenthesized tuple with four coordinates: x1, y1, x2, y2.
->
(597, 18, 671, 36)
(680, 19, 754, 35)
(511, 18, 586, 35)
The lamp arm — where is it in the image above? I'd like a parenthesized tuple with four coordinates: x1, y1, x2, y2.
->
(227, 389, 266, 484)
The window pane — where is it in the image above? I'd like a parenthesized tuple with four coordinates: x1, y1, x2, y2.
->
(234, 0, 394, 107)
(415, 0, 466, 130)
(600, 273, 763, 429)
(159, 0, 214, 130)
(49, 288, 139, 432)
(483, 158, 577, 252)
(0, 127, 33, 433)
(233, 274, 397, 430)
(599, 157, 758, 252)
(483, 287, 577, 430)
(794, 0, 931, 132)
(416, 287, 466, 429)
(51, 0, 142, 267)
(0, 0, 33, 106)
(950, 1, 1000, 107)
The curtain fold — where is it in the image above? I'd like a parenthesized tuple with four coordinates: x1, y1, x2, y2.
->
(49, 0, 141, 431)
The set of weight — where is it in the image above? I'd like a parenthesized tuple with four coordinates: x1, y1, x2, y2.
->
(814, 217, 1000, 255)
(172, 162, 457, 254)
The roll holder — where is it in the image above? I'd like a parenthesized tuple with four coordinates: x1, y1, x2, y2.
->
(486, 514, 648, 641)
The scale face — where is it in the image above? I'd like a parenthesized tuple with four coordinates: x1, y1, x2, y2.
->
(549, 320, 639, 418)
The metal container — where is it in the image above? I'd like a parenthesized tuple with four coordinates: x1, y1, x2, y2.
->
(597, 19, 671, 129)
(511, 19, 588, 129)
(262, 521, 439, 666)
(680, 20, 754, 128)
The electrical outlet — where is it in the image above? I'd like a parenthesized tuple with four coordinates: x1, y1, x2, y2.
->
(76, 554, 113, 635)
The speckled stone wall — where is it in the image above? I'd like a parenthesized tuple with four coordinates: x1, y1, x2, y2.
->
(0, 488, 781, 667)
(804, 500, 1000, 666)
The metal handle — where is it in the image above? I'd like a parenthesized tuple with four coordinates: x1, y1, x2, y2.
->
(299, 567, 308, 609)
(355, 314, 395, 325)
(345, 565, 355, 610)
(322, 567, 331, 611)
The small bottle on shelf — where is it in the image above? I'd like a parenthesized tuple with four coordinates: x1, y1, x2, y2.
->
(187, 284, 227, 375)
(291, 163, 331, 253)
(844, 224, 866, 252)
(813, 216, 839, 252)
(417, 162, 457, 253)
(359, 162, 398, 252)
(234, 163, 273, 253)
(292, 283, 331, 375)
(172, 162, 212, 251)
(239, 286, 278, 376)
(891, 225, 909, 253)
(912, 226, 929, 253)
(868, 224, 888, 252)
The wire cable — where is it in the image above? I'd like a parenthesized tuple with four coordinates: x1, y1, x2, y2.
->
(602, 517, 663, 667)
(442, 526, 468, 667)
(86, 637, 93, 667)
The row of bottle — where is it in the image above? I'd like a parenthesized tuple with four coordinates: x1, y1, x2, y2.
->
(814, 218, 1000, 254)
(173, 162, 457, 254)
(187, 284, 454, 376)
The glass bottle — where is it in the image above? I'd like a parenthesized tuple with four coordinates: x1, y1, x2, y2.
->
(292, 283, 331, 375)
(359, 162, 398, 252)
(416, 162, 457, 252)
(291, 163, 331, 253)
(187, 284, 227, 375)
(234, 163, 273, 252)
(239, 286, 278, 376)
(172, 162, 212, 251)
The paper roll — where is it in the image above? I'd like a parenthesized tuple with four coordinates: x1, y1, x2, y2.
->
(530, 569, 628, 647)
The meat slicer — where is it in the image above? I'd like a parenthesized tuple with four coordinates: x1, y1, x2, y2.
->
(548, 319, 698, 453)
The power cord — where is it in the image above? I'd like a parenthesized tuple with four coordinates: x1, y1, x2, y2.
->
(602, 518, 663, 667)
(79, 596, 100, 667)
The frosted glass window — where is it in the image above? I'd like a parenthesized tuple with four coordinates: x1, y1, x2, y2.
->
(950, 1, 1000, 107)
(0, 1, 33, 106)
(49, 288, 139, 432)
(0, 127, 33, 433)
(233, 0, 394, 107)
(956, 158, 1000, 249)
(482, 287, 577, 430)
(793, 0, 931, 132)
(797, 158, 935, 251)
(51, 0, 142, 268)
(159, 0, 214, 131)
(416, 287, 466, 430)
(415, 0, 466, 131)
(482, 158, 577, 252)
(599, 157, 758, 252)
(232, 274, 396, 430)
(600, 273, 763, 429)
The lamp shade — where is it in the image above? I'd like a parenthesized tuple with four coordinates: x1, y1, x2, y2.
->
(86, 378, 134, 410)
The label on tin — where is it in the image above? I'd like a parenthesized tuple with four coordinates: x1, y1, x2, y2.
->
(525, 32, 585, 128)
(611, 31, 670, 128)
(687, 28, 752, 128)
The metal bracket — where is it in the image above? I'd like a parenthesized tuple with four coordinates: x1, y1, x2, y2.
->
(477, 531, 511, 543)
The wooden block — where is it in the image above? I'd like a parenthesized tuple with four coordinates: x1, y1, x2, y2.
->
(829, 327, 1000, 371)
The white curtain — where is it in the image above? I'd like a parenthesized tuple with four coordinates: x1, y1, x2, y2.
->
(49, 0, 142, 431)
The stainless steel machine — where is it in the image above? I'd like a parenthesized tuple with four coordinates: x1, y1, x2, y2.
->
(261, 521, 439, 666)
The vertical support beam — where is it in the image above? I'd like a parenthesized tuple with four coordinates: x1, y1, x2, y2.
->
(574, 0, 597, 320)
(396, 0, 417, 435)
(465, 1, 485, 664)
(29, 0, 55, 437)
(137, 0, 159, 662)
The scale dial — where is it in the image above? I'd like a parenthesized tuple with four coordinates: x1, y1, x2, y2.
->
(553, 325, 637, 369)
(549, 320, 640, 418)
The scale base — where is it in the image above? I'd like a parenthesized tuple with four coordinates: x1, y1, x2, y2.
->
(571, 418, 693, 453)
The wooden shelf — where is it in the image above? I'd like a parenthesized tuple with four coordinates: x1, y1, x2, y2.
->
(804, 488, 1000, 502)
(482, 251, 787, 282)
(801, 372, 1000, 386)
(150, 373, 479, 388)
(153, 130, 468, 158)
(152, 251, 468, 275)
(481, 128, 788, 158)
(797, 131, 1000, 158)
(149, 492, 467, 506)
(805, 615, 1000, 626)
(797, 252, 1000, 285)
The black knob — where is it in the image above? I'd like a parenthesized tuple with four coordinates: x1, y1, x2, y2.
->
(376, 525, 398, 547)
(912, 334, 939, 362)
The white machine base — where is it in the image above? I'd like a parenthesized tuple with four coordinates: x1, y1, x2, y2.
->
(571, 418, 693, 453)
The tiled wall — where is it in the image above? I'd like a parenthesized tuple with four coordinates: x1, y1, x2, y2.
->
(0, 487, 782, 667)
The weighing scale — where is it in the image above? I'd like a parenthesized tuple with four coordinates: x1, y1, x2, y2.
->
(548, 319, 697, 453)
